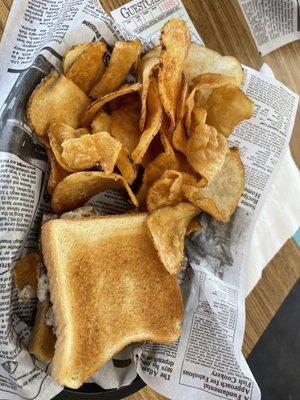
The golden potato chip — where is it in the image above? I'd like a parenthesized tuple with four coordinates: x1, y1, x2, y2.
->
(132, 77, 162, 164)
(81, 83, 142, 127)
(184, 43, 244, 86)
(13, 252, 40, 293)
(62, 43, 90, 73)
(176, 75, 188, 125)
(27, 71, 90, 136)
(137, 135, 178, 207)
(48, 121, 89, 171)
(92, 111, 112, 134)
(111, 100, 141, 153)
(186, 122, 228, 184)
(186, 218, 203, 235)
(66, 42, 106, 94)
(90, 39, 142, 99)
(61, 132, 121, 173)
(172, 120, 188, 153)
(115, 148, 137, 185)
(158, 19, 191, 131)
(47, 148, 70, 195)
(147, 203, 199, 274)
(92, 132, 122, 174)
(52, 171, 138, 214)
(137, 50, 159, 131)
(146, 170, 197, 212)
(205, 84, 254, 137)
(183, 148, 244, 222)
(185, 73, 235, 133)
(108, 92, 139, 113)
(189, 105, 207, 138)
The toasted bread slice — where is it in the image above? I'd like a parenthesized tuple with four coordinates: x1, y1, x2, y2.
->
(28, 300, 56, 362)
(41, 214, 183, 388)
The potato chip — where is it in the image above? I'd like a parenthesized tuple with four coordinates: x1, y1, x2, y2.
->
(28, 71, 90, 136)
(137, 51, 159, 131)
(48, 121, 89, 171)
(62, 44, 90, 73)
(185, 73, 235, 134)
(188, 105, 207, 138)
(108, 92, 139, 113)
(46, 148, 70, 195)
(13, 252, 40, 293)
(92, 132, 122, 174)
(81, 83, 142, 127)
(61, 132, 121, 173)
(66, 42, 106, 94)
(147, 170, 197, 212)
(147, 203, 199, 274)
(176, 74, 188, 125)
(184, 43, 244, 86)
(158, 19, 191, 131)
(52, 171, 138, 214)
(185, 122, 228, 184)
(205, 84, 254, 137)
(137, 135, 178, 207)
(91, 111, 112, 134)
(172, 120, 188, 153)
(183, 148, 244, 222)
(186, 218, 203, 235)
(132, 77, 162, 164)
(115, 148, 137, 185)
(111, 100, 141, 153)
(90, 39, 142, 99)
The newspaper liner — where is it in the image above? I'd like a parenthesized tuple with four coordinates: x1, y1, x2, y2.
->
(0, 0, 298, 399)
(237, 0, 300, 56)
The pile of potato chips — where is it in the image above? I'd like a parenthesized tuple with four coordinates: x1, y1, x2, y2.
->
(27, 19, 253, 275)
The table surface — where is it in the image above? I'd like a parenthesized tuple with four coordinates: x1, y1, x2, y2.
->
(0, 1, 299, 399)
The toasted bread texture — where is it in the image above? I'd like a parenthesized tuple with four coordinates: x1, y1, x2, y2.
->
(28, 300, 56, 362)
(41, 213, 183, 388)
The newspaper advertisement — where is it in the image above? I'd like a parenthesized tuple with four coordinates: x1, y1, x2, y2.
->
(238, 0, 300, 56)
(0, 0, 298, 399)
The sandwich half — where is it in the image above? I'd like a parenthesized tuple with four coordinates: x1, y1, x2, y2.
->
(41, 213, 183, 388)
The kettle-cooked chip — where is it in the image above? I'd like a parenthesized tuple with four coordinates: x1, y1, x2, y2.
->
(115, 148, 137, 185)
(52, 171, 138, 214)
(27, 71, 90, 136)
(185, 73, 236, 134)
(110, 100, 141, 184)
(158, 19, 191, 131)
(62, 43, 90, 73)
(137, 135, 178, 207)
(186, 218, 203, 235)
(61, 132, 121, 173)
(183, 148, 244, 222)
(66, 42, 106, 94)
(146, 170, 197, 212)
(90, 39, 142, 99)
(185, 122, 228, 184)
(147, 203, 199, 274)
(47, 148, 70, 195)
(137, 50, 160, 131)
(205, 84, 254, 137)
(172, 120, 188, 153)
(132, 77, 162, 164)
(184, 43, 244, 86)
(176, 75, 188, 125)
(81, 83, 142, 127)
(48, 121, 90, 171)
(92, 111, 112, 134)
(111, 100, 141, 153)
